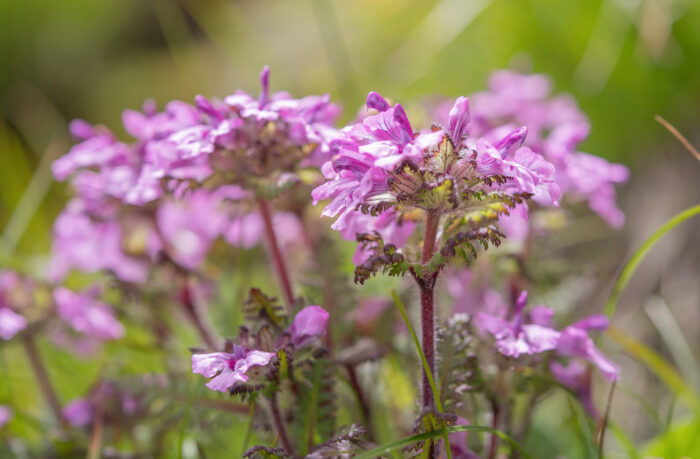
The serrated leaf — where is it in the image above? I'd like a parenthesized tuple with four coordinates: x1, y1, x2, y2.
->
(415, 179, 456, 211)
(389, 160, 424, 198)
(294, 358, 337, 456)
(353, 232, 408, 284)
(427, 135, 457, 173)
(244, 288, 287, 329)
(446, 191, 530, 233)
(243, 445, 291, 459)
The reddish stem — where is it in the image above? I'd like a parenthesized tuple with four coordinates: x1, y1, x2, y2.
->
(179, 282, 219, 350)
(488, 399, 500, 459)
(22, 334, 66, 427)
(258, 197, 295, 308)
(267, 395, 294, 455)
(420, 210, 440, 410)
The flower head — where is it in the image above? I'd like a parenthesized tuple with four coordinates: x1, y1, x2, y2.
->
(191, 346, 275, 393)
(313, 91, 559, 264)
(479, 291, 560, 358)
(53, 286, 125, 341)
(289, 305, 329, 348)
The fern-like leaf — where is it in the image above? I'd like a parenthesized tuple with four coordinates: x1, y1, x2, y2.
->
(353, 232, 410, 284)
(293, 357, 337, 456)
(244, 288, 287, 329)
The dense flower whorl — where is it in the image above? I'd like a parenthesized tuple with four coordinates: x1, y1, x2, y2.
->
(312, 91, 560, 258)
(50, 67, 332, 283)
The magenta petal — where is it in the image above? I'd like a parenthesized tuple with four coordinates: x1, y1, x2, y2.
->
(366, 91, 391, 112)
(447, 96, 470, 145)
(289, 305, 330, 347)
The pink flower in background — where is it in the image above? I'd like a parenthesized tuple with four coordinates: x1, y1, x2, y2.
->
(557, 316, 619, 381)
(225, 211, 304, 249)
(550, 360, 599, 418)
(62, 398, 93, 427)
(0, 406, 13, 428)
(0, 308, 27, 341)
(53, 287, 125, 341)
(50, 209, 148, 284)
(289, 305, 329, 348)
(0, 270, 31, 340)
(434, 70, 628, 228)
(192, 346, 275, 393)
(156, 190, 230, 270)
(479, 291, 560, 358)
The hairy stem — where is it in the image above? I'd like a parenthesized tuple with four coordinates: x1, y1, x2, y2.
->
(267, 395, 294, 455)
(22, 334, 65, 427)
(420, 210, 440, 411)
(258, 197, 295, 308)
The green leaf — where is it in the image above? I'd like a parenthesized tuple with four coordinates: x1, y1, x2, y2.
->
(244, 288, 287, 328)
(427, 135, 457, 173)
(354, 425, 532, 459)
(415, 178, 456, 211)
(605, 204, 700, 318)
(294, 358, 336, 456)
(391, 290, 451, 458)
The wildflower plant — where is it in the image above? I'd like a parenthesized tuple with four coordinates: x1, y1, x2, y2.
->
(1, 67, 644, 459)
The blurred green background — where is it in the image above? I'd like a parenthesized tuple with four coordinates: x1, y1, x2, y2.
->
(2, 0, 700, 254)
(2, 0, 700, 457)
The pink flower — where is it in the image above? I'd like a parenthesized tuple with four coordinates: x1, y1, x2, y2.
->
(53, 287, 125, 341)
(0, 308, 27, 341)
(550, 360, 599, 418)
(289, 305, 329, 348)
(436, 69, 628, 227)
(62, 398, 93, 427)
(156, 191, 230, 270)
(191, 346, 275, 393)
(0, 406, 13, 428)
(50, 209, 148, 283)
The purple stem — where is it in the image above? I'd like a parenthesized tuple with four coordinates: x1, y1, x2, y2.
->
(258, 197, 295, 308)
(267, 395, 294, 455)
(179, 282, 219, 350)
(22, 334, 66, 427)
(420, 210, 440, 410)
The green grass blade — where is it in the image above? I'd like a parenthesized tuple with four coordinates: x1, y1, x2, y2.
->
(355, 425, 532, 459)
(607, 327, 700, 410)
(608, 422, 640, 459)
(605, 204, 700, 318)
(390, 290, 451, 458)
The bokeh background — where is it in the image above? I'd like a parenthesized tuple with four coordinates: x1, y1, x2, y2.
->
(1, 0, 700, 457)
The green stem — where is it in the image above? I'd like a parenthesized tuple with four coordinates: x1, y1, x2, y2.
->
(241, 399, 256, 457)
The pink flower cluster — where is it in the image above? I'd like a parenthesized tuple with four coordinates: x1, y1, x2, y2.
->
(439, 70, 629, 228)
(313, 91, 561, 259)
(50, 67, 333, 281)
